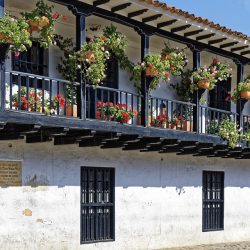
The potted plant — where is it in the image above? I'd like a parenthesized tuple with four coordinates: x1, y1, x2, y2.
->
(218, 117, 239, 149)
(113, 103, 138, 124)
(161, 43, 188, 76)
(0, 15, 32, 56)
(96, 101, 116, 121)
(231, 79, 250, 101)
(209, 58, 232, 82)
(150, 114, 170, 128)
(190, 66, 217, 92)
(22, 0, 66, 48)
(132, 54, 171, 91)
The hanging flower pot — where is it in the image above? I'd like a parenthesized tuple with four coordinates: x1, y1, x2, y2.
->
(161, 53, 171, 61)
(38, 16, 50, 28)
(146, 67, 158, 77)
(28, 19, 40, 32)
(0, 33, 13, 43)
(240, 90, 250, 100)
(197, 79, 210, 90)
(85, 51, 96, 63)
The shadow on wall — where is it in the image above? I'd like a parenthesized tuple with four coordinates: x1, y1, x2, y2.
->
(0, 140, 249, 189)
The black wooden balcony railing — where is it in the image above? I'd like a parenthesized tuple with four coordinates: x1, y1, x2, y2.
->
(149, 96, 195, 132)
(5, 71, 79, 117)
(2, 70, 250, 141)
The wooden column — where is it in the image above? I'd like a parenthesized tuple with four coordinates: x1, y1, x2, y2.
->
(0, 0, 5, 111)
(75, 14, 87, 119)
(235, 60, 245, 128)
(192, 47, 201, 133)
(140, 32, 150, 127)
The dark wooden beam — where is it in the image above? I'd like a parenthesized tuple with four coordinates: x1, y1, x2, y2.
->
(220, 42, 239, 49)
(184, 29, 203, 37)
(142, 14, 162, 23)
(101, 134, 139, 149)
(171, 24, 191, 33)
(196, 33, 215, 41)
(241, 50, 250, 56)
(231, 45, 249, 52)
(111, 3, 131, 13)
(128, 9, 148, 18)
(208, 38, 227, 45)
(123, 137, 160, 150)
(93, 0, 110, 6)
(157, 19, 177, 29)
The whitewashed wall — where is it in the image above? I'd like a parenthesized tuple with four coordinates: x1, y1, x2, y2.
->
(0, 140, 250, 250)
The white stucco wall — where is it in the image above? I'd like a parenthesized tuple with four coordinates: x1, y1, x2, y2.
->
(0, 141, 250, 250)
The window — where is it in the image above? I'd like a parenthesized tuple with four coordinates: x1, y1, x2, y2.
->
(202, 171, 224, 232)
(209, 78, 231, 111)
(12, 41, 48, 76)
(81, 167, 115, 243)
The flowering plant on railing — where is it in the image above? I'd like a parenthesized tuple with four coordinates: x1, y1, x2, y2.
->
(218, 117, 239, 149)
(132, 54, 171, 91)
(22, 0, 67, 48)
(190, 66, 217, 93)
(209, 58, 232, 82)
(161, 43, 188, 76)
(96, 101, 138, 124)
(150, 114, 171, 128)
(241, 129, 250, 143)
(0, 15, 32, 53)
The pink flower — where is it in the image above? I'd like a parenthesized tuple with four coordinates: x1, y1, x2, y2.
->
(15, 51, 20, 57)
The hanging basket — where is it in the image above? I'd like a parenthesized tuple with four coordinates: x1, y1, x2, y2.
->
(38, 16, 50, 28)
(0, 33, 13, 43)
(145, 67, 158, 77)
(161, 53, 171, 61)
(85, 51, 96, 63)
(197, 79, 210, 90)
(28, 19, 40, 32)
(240, 90, 250, 100)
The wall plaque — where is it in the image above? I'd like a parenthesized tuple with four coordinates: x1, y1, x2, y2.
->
(0, 161, 22, 186)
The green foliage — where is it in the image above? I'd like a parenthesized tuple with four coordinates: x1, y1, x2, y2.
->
(210, 58, 232, 81)
(218, 117, 239, 149)
(231, 79, 250, 102)
(0, 15, 31, 52)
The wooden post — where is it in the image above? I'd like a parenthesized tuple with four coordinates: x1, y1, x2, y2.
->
(192, 47, 201, 133)
(0, 0, 5, 112)
(235, 60, 245, 129)
(76, 14, 87, 119)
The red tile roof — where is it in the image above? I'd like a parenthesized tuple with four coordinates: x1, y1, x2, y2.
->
(140, 0, 249, 40)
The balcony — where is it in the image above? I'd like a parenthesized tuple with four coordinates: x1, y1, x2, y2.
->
(0, 69, 248, 159)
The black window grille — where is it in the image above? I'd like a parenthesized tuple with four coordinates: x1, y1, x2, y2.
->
(209, 78, 231, 111)
(12, 41, 48, 89)
(81, 167, 115, 244)
(202, 171, 224, 232)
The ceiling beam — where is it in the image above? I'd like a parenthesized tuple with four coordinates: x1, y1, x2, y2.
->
(157, 19, 177, 29)
(142, 14, 162, 23)
(208, 38, 227, 45)
(241, 50, 250, 56)
(111, 3, 131, 13)
(184, 29, 203, 37)
(220, 41, 239, 49)
(231, 45, 249, 52)
(171, 24, 191, 33)
(128, 9, 148, 18)
(93, 0, 110, 6)
(196, 33, 215, 41)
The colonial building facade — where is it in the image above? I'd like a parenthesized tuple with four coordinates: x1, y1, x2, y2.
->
(1, 0, 250, 249)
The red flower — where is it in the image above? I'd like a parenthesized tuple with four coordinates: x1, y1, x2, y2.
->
(101, 36, 107, 42)
(170, 67, 174, 72)
(52, 12, 60, 20)
(96, 111, 101, 117)
(148, 63, 153, 68)
(212, 58, 219, 65)
(165, 72, 170, 78)
(62, 15, 68, 21)
(178, 115, 182, 120)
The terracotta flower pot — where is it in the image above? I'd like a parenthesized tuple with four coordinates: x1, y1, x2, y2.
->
(0, 33, 13, 43)
(161, 53, 171, 61)
(66, 104, 77, 117)
(145, 67, 158, 77)
(240, 90, 250, 100)
(28, 19, 40, 32)
(197, 79, 210, 90)
(180, 121, 193, 132)
(85, 51, 96, 63)
(38, 16, 50, 28)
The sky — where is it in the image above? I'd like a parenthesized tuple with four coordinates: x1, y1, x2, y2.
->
(163, 0, 250, 36)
